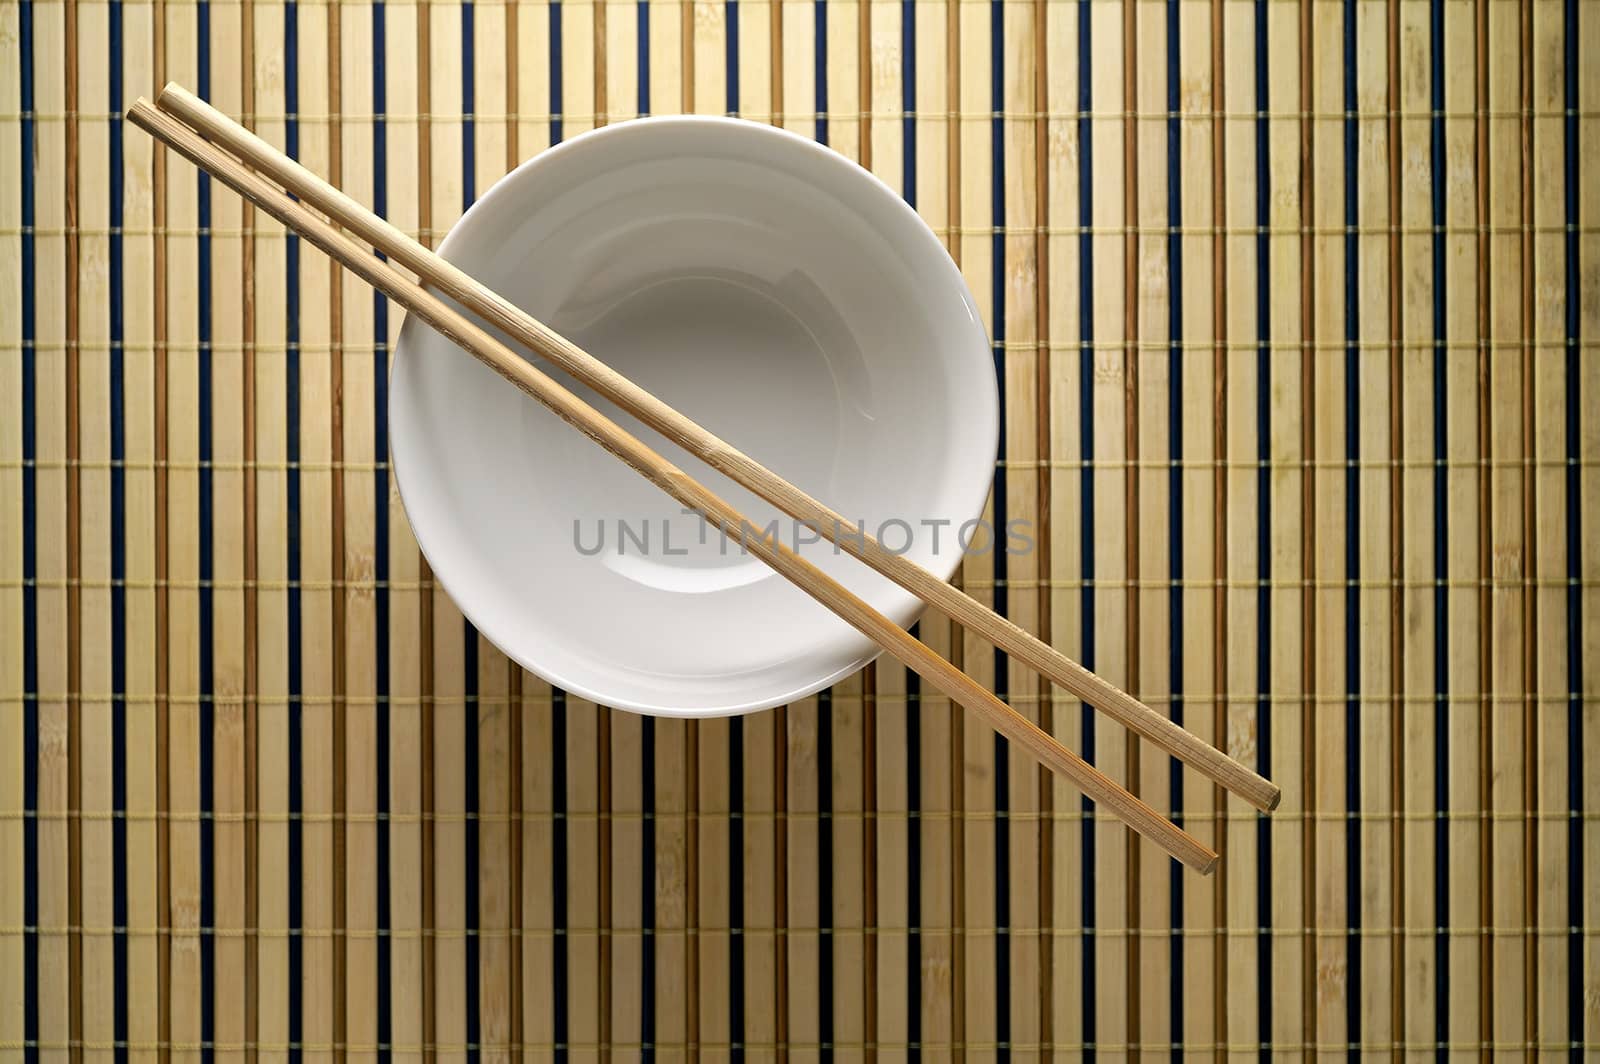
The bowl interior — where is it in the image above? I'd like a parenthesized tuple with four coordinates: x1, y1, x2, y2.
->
(391, 117, 996, 715)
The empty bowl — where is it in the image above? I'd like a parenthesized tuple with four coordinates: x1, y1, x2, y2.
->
(391, 116, 996, 715)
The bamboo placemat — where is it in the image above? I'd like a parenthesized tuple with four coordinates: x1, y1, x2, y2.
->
(1, 0, 1596, 1056)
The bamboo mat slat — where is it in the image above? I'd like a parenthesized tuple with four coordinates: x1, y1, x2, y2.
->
(2, 0, 1597, 1056)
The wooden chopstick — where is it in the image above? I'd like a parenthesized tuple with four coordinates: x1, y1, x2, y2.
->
(127, 96, 1223, 873)
(156, 81, 1281, 816)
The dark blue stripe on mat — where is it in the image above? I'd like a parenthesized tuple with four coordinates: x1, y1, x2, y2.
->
(549, 22, 569, 1061)
(814, 17, 833, 1057)
(1165, 0, 1185, 1048)
(550, 0, 564, 146)
(815, 0, 828, 146)
(1253, 0, 1272, 1052)
(373, 3, 393, 1055)
(553, 18, 572, 1056)
(637, 0, 649, 115)
(553, 688, 569, 1060)
(640, 716, 656, 1060)
(1341, 1, 1361, 1055)
(729, 715, 745, 1058)
(634, 15, 655, 1059)
(724, 15, 746, 1058)
(633, 20, 652, 1056)
(109, 0, 129, 1056)
(819, 687, 834, 1058)
(285, 4, 305, 1052)
(461, 9, 482, 1058)
(1562, 0, 1582, 1056)
(1077, 0, 1098, 1050)
(902, 3, 921, 1055)
(197, 8, 217, 1058)
(1427, 0, 1448, 1054)
(20, 0, 39, 1055)
(726, 0, 740, 115)
(988, 0, 1010, 1054)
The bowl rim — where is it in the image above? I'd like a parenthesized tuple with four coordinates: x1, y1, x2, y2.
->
(391, 113, 999, 716)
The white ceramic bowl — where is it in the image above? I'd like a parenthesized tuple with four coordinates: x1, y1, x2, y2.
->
(391, 116, 996, 716)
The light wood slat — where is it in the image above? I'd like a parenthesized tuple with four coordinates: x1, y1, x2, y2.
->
(1529, 4, 1568, 1056)
(378, 4, 428, 1058)
(421, 6, 467, 1058)
(953, 0, 998, 1048)
(240, 0, 262, 1041)
(1442, 0, 1485, 1048)
(738, 0, 774, 122)
(829, 670, 869, 1053)
(467, 7, 517, 1056)
(564, 0, 599, 137)
(874, 662, 911, 1056)
(654, 714, 693, 1062)
(1309, 0, 1348, 1047)
(1218, 0, 1261, 1055)
(292, 5, 339, 1057)
(120, 1, 163, 1056)
(517, 680, 556, 1055)
(1001, 0, 1043, 1050)
(158, 1, 204, 1054)
(0, 0, 23, 1050)
(1133, 0, 1173, 1053)
(825, 0, 860, 161)
(1086, 0, 1133, 1053)
(1202, 0, 1232, 1045)
(867, 0, 899, 184)
(1486, 0, 1529, 1051)
(692, 0, 726, 111)
(1355, 0, 1398, 1049)
(73, 3, 116, 1057)
(1176, 0, 1225, 1053)
(782, 696, 819, 1060)
(740, 707, 783, 1055)
(644, 0, 680, 117)
(1395, 1, 1436, 1056)
(694, 717, 731, 1049)
(917, 617, 962, 1063)
(910, 5, 963, 1058)
(249, 4, 292, 1056)
(334, 5, 379, 1060)
(564, 698, 604, 1062)
(1264, 0, 1309, 1051)
(1529, 1, 1570, 1050)
(864, 28, 905, 1038)
(607, 710, 645, 1052)
(30, 0, 68, 1052)
(779, 0, 813, 139)
(1043, 0, 1085, 1053)
(205, 2, 252, 1056)
(603, 0, 637, 121)
(864, 7, 905, 1032)
(514, 0, 553, 154)
(1578, 2, 1599, 1049)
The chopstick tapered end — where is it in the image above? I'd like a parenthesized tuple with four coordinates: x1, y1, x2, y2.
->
(125, 98, 161, 132)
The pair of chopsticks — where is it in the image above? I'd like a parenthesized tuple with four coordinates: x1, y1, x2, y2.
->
(131, 84, 1279, 874)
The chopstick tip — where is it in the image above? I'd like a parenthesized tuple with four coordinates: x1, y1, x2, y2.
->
(125, 98, 160, 130)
